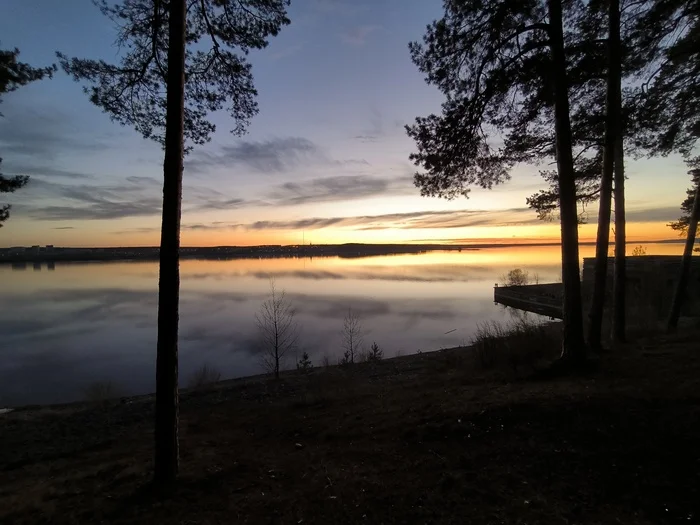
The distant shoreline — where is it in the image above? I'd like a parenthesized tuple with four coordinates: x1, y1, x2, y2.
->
(0, 240, 684, 264)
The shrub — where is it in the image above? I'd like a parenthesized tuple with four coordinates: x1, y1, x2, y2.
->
(339, 350, 352, 367)
(367, 341, 383, 362)
(188, 364, 222, 389)
(83, 381, 121, 403)
(501, 268, 530, 287)
(297, 351, 313, 373)
(321, 354, 331, 368)
(341, 308, 364, 364)
(631, 245, 647, 256)
(256, 279, 299, 379)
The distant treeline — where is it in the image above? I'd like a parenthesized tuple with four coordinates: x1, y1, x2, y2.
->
(0, 244, 472, 263)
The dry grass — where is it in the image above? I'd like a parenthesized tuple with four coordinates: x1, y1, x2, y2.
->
(1, 329, 699, 524)
(471, 318, 560, 374)
(82, 381, 121, 403)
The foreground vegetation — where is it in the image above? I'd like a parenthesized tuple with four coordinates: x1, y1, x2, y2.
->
(1, 326, 698, 524)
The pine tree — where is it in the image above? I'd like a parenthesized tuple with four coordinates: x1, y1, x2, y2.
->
(631, 0, 699, 333)
(587, 0, 622, 351)
(407, 0, 587, 363)
(667, 159, 700, 332)
(58, 0, 290, 485)
(0, 49, 55, 226)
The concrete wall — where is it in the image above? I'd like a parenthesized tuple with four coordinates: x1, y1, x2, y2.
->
(581, 256, 700, 327)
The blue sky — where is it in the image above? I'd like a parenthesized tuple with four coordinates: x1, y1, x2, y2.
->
(0, 0, 693, 247)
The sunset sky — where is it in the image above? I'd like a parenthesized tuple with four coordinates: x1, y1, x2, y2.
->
(0, 0, 693, 248)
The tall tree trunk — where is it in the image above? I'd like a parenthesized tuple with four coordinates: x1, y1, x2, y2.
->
(667, 183, 700, 332)
(588, 0, 621, 351)
(613, 132, 626, 343)
(547, 0, 586, 363)
(154, 0, 186, 486)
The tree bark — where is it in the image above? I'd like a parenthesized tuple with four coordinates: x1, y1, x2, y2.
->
(588, 0, 621, 351)
(667, 183, 700, 332)
(547, 0, 586, 363)
(613, 132, 626, 343)
(154, 0, 186, 486)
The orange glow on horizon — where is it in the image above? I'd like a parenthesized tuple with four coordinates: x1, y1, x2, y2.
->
(1, 217, 684, 248)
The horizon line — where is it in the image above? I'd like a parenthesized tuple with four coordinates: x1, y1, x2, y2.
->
(0, 239, 686, 250)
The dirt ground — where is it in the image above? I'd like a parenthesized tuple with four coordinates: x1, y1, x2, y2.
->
(1, 330, 699, 524)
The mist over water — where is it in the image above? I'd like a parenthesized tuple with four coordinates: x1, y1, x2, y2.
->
(0, 243, 681, 405)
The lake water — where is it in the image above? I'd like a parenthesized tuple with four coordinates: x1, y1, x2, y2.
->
(0, 243, 682, 406)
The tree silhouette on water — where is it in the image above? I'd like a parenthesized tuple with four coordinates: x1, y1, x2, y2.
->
(58, 0, 289, 485)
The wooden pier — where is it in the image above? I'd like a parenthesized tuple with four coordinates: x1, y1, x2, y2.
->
(494, 283, 563, 319)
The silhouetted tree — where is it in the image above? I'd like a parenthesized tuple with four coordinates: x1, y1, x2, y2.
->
(58, 0, 289, 485)
(633, 0, 699, 157)
(631, 0, 699, 333)
(502, 269, 530, 287)
(587, 0, 623, 351)
(296, 351, 313, 373)
(667, 159, 700, 332)
(407, 0, 587, 363)
(341, 308, 364, 364)
(668, 164, 700, 237)
(367, 342, 383, 362)
(0, 48, 55, 226)
(514, 0, 654, 348)
(257, 279, 299, 379)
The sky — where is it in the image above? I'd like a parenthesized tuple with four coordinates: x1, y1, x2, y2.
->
(0, 0, 694, 248)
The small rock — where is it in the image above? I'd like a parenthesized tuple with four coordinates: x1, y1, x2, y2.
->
(295, 443, 303, 449)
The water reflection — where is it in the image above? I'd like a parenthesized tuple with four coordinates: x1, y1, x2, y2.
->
(0, 243, 681, 405)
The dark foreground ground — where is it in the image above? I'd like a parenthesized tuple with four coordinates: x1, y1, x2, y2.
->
(1, 330, 699, 524)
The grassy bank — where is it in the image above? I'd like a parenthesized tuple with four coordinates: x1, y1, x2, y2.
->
(1, 327, 699, 524)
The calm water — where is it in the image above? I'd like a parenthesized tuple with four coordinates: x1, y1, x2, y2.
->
(0, 243, 682, 405)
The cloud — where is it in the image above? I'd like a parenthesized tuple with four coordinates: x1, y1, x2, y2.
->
(189, 173, 408, 212)
(266, 175, 396, 206)
(181, 223, 238, 231)
(353, 107, 405, 143)
(269, 43, 304, 61)
(33, 201, 161, 221)
(192, 198, 249, 212)
(174, 207, 540, 233)
(20, 176, 252, 222)
(110, 227, 160, 235)
(354, 135, 378, 143)
(186, 137, 318, 174)
(309, 0, 368, 16)
(626, 206, 682, 223)
(0, 105, 111, 161)
(242, 208, 538, 231)
(125, 176, 160, 186)
(22, 178, 162, 221)
(1, 164, 95, 180)
(341, 24, 382, 45)
(186, 137, 369, 175)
